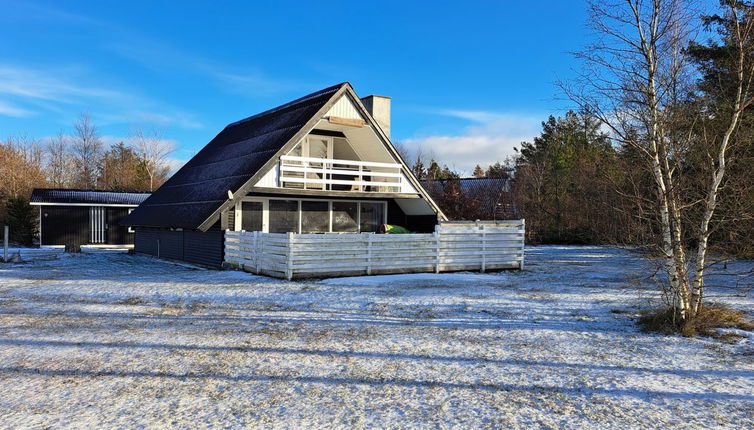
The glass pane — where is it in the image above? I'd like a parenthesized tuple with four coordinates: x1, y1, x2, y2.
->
(360, 202, 384, 233)
(301, 201, 329, 233)
(332, 202, 358, 233)
(241, 202, 262, 231)
(309, 137, 328, 159)
(269, 200, 299, 233)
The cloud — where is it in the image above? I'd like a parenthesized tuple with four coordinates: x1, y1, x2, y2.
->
(0, 63, 202, 129)
(401, 111, 542, 175)
(0, 64, 125, 103)
(0, 100, 34, 118)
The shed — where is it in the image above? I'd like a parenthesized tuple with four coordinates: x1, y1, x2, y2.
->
(30, 189, 150, 246)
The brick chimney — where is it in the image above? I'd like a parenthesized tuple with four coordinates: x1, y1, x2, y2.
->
(361, 95, 391, 138)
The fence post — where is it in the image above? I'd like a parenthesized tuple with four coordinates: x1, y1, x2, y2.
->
(520, 219, 526, 270)
(286, 232, 294, 280)
(253, 231, 261, 274)
(434, 224, 441, 273)
(366, 234, 372, 275)
(480, 224, 486, 273)
(3, 225, 8, 263)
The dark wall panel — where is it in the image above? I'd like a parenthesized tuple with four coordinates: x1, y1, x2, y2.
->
(106, 208, 134, 245)
(40, 206, 89, 246)
(134, 226, 223, 268)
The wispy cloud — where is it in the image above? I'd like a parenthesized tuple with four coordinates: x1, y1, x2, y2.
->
(0, 100, 34, 118)
(107, 40, 307, 96)
(401, 110, 542, 174)
(0, 63, 202, 129)
(0, 64, 125, 103)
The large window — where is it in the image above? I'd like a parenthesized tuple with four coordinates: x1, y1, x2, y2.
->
(360, 202, 385, 233)
(239, 199, 386, 234)
(332, 202, 359, 233)
(241, 201, 263, 231)
(301, 201, 329, 233)
(269, 200, 299, 233)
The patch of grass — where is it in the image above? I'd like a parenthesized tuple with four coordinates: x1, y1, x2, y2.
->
(639, 304, 754, 337)
(116, 297, 146, 305)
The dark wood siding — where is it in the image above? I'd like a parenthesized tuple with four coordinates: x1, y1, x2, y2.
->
(106, 208, 135, 245)
(134, 223, 224, 268)
(40, 205, 136, 246)
(40, 206, 89, 246)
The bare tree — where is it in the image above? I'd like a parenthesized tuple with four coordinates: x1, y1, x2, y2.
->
(70, 113, 103, 189)
(563, 0, 754, 324)
(46, 133, 74, 187)
(130, 128, 174, 191)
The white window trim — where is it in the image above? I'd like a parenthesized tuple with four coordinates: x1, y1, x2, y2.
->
(234, 196, 387, 234)
(127, 209, 135, 233)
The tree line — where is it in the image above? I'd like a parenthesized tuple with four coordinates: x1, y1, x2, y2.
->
(0, 113, 173, 243)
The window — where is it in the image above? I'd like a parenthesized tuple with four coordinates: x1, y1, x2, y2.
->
(332, 201, 358, 233)
(241, 201, 263, 231)
(238, 198, 387, 234)
(360, 202, 385, 233)
(127, 209, 134, 233)
(269, 200, 300, 233)
(301, 201, 329, 233)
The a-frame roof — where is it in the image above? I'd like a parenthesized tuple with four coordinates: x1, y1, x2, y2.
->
(123, 82, 444, 230)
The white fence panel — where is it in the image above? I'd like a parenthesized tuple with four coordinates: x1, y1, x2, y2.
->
(224, 220, 525, 279)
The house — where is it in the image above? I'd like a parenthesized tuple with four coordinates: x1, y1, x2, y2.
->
(30, 189, 150, 247)
(122, 82, 448, 268)
(421, 177, 518, 221)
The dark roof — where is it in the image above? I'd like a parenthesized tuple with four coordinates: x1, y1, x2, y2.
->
(30, 189, 150, 206)
(420, 177, 510, 195)
(122, 83, 347, 229)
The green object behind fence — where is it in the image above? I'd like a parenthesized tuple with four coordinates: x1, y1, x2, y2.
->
(383, 224, 411, 234)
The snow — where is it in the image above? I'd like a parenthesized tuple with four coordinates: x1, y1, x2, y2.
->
(0, 246, 752, 428)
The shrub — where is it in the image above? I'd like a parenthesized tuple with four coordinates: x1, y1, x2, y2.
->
(639, 304, 754, 337)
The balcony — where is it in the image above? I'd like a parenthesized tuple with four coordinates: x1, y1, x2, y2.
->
(279, 155, 405, 193)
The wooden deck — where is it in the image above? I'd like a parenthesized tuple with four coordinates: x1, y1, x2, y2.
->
(224, 221, 525, 280)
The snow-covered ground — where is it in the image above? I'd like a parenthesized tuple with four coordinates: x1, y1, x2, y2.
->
(0, 246, 752, 428)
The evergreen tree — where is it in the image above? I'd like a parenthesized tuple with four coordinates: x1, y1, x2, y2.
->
(473, 165, 485, 178)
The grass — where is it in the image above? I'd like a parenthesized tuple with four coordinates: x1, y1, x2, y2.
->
(639, 304, 754, 338)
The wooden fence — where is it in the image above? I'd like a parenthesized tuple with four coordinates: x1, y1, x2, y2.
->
(224, 220, 525, 279)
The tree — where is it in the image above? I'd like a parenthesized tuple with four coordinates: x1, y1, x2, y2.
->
(425, 159, 459, 181)
(0, 135, 46, 200)
(485, 162, 510, 179)
(70, 113, 103, 188)
(98, 142, 150, 191)
(513, 110, 616, 243)
(473, 165, 485, 178)
(412, 156, 426, 180)
(46, 133, 74, 187)
(564, 0, 754, 325)
(131, 128, 173, 191)
(5, 197, 37, 246)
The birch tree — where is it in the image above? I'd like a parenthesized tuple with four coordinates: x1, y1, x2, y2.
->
(70, 113, 103, 188)
(563, 0, 754, 325)
(130, 128, 173, 191)
(46, 133, 74, 187)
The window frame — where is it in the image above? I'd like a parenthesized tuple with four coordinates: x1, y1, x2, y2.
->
(235, 197, 387, 234)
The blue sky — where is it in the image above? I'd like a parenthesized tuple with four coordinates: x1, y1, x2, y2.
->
(0, 0, 589, 174)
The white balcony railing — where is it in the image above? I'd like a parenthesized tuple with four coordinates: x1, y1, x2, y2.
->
(279, 155, 403, 193)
